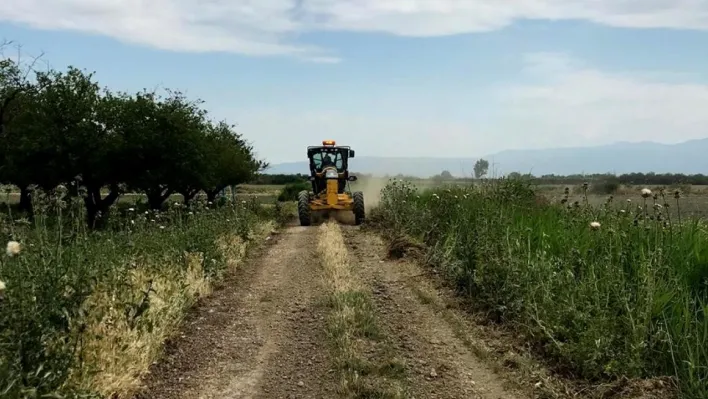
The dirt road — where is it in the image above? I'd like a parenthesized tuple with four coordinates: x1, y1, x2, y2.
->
(135, 222, 531, 399)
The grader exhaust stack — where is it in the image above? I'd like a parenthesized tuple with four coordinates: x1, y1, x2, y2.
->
(297, 140, 365, 226)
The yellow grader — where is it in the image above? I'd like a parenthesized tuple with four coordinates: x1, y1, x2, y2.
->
(297, 140, 365, 226)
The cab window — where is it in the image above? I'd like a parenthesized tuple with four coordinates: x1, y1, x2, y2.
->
(312, 152, 323, 169)
(313, 151, 345, 172)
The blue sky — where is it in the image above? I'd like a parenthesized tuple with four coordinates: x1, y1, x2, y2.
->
(2, 1, 708, 164)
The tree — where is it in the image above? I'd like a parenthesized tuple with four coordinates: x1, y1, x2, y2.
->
(507, 172, 521, 179)
(0, 43, 47, 213)
(201, 121, 266, 203)
(119, 90, 209, 209)
(32, 67, 125, 227)
(0, 42, 44, 139)
(440, 170, 453, 179)
(0, 45, 270, 227)
(474, 158, 489, 179)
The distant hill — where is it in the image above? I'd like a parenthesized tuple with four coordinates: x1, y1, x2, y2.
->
(264, 139, 708, 177)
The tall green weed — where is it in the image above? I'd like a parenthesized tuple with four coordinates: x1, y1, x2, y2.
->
(0, 193, 282, 397)
(374, 178, 707, 397)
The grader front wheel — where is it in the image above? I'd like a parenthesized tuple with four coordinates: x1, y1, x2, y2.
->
(297, 191, 311, 226)
(353, 191, 365, 225)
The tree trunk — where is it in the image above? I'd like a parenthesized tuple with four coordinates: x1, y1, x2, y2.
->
(205, 187, 224, 204)
(83, 184, 121, 229)
(84, 197, 99, 230)
(179, 189, 199, 205)
(146, 187, 173, 210)
(18, 186, 33, 215)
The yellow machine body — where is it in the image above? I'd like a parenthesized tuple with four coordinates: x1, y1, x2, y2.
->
(309, 167, 354, 211)
(297, 140, 365, 226)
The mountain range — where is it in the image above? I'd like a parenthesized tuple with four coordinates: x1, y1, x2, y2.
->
(264, 138, 708, 177)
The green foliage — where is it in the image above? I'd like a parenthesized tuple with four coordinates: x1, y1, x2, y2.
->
(473, 158, 489, 178)
(0, 43, 284, 397)
(251, 174, 308, 185)
(277, 182, 311, 202)
(0, 193, 276, 397)
(375, 179, 708, 397)
(0, 55, 265, 225)
(431, 170, 453, 181)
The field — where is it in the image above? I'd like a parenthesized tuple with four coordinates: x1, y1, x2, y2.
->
(2, 55, 707, 396)
(0, 193, 292, 397)
(3, 174, 708, 398)
(261, 176, 708, 397)
(369, 177, 708, 398)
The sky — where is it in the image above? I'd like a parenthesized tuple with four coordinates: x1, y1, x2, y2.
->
(1, 1, 708, 164)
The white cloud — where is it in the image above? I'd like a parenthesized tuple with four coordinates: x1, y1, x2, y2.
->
(494, 52, 708, 148)
(2, 1, 708, 59)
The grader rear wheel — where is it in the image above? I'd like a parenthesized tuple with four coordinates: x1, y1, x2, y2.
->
(353, 191, 365, 225)
(297, 191, 311, 226)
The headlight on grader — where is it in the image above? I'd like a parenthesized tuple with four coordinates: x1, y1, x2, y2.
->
(325, 169, 338, 179)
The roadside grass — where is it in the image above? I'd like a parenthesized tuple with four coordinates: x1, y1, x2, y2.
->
(317, 222, 408, 399)
(371, 179, 696, 398)
(0, 194, 285, 398)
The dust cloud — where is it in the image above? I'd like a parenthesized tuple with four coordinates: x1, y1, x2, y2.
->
(352, 177, 388, 212)
(322, 177, 388, 225)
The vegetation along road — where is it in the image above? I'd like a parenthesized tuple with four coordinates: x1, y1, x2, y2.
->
(1, 41, 702, 399)
(136, 220, 529, 399)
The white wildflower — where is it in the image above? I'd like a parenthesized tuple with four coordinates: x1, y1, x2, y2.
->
(0, 280, 5, 291)
(128, 207, 135, 212)
(159, 225, 165, 229)
(641, 188, 652, 198)
(6, 241, 20, 257)
(590, 221, 601, 230)
(188, 211, 193, 215)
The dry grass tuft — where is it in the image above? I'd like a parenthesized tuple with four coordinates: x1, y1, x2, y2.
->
(318, 222, 359, 293)
(317, 222, 407, 398)
(65, 222, 272, 398)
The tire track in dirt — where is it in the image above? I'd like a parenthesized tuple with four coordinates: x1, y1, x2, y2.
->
(341, 226, 528, 399)
(135, 224, 336, 399)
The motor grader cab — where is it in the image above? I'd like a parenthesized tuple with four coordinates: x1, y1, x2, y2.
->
(297, 140, 365, 226)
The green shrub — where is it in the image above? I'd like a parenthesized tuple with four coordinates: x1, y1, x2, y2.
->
(277, 182, 311, 202)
